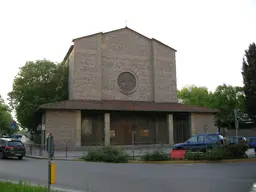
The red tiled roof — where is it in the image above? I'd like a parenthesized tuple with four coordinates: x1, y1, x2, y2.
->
(38, 100, 219, 113)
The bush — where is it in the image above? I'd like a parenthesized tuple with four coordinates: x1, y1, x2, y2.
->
(141, 149, 170, 161)
(0, 181, 48, 192)
(185, 144, 249, 161)
(224, 144, 249, 159)
(82, 146, 129, 163)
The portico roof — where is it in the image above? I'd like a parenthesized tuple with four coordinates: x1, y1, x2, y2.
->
(38, 100, 219, 113)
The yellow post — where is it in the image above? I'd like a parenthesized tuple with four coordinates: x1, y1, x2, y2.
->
(50, 161, 56, 184)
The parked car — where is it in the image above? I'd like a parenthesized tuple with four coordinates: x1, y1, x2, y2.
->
(0, 138, 26, 160)
(12, 134, 23, 140)
(246, 137, 256, 155)
(225, 136, 248, 145)
(173, 133, 224, 151)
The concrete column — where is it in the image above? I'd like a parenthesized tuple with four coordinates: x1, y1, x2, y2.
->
(167, 114, 174, 145)
(104, 113, 110, 146)
(75, 110, 81, 147)
(190, 113, 196, 135)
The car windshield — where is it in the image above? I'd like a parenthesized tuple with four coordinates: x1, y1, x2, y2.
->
(7, 141, 23, 146)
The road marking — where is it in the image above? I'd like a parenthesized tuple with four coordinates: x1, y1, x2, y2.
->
(0, 179, 84, 192)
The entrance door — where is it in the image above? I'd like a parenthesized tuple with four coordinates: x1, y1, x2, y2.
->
(120, 120, 132, 145)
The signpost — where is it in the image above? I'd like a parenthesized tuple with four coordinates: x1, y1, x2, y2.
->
(204, 125, 208, 150)
(46, 133, 55, 192)
(234, 109, 239, 144)
(131, 131, 136, 158)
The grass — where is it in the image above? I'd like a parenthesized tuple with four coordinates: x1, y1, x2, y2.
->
(0, 181, 53, 192)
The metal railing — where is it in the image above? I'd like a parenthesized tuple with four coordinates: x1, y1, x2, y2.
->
(24, 143, 171, 159)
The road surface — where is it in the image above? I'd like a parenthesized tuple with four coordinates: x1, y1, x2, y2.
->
(0, 158, 256, 192)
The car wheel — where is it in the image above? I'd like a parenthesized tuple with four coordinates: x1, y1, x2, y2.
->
(18, 156, 23, 160)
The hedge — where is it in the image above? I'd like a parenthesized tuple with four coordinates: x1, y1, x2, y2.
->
(141, 149, 170, 161)
(185, 144, 249, 161)
(82, 146, 129, 163)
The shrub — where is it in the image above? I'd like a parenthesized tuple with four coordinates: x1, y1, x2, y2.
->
(222, 144, 249, 159)
(185, 151, 206, 160)
(82, 146, 129, 163)
(185, 144, 249, 161)
(141, 149, 170, 161)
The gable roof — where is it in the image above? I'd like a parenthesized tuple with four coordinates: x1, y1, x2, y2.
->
(63, 27, 176, 63)
(38, 100, 219, 113)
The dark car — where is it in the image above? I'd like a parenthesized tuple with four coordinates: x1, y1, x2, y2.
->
(0, 138, 26, 160)
(225, 136, 248, 145)
(173, 133, 224, 151)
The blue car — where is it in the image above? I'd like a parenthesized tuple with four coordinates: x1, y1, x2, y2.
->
(246, 137, 256, 154)
(173, 133, 224, 151)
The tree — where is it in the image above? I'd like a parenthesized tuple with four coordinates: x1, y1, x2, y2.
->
(242, 42, 256, 120)
(213, 84, 244, 128)
(177, 85, 215, 108)
(8, 59, 68, 130)
(177, 84, 245, 128)
(0, 95, 15, 134)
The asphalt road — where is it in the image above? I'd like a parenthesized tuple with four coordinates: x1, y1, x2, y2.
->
(0, 158, 256, 192)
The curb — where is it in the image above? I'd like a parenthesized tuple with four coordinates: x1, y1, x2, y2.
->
(26, 155, 256, 164)
(25, 156, 82, 161)
(0, 179, 83, 192)
(128, 158, 256, 164)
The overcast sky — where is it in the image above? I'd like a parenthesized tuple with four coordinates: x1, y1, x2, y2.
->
(0, 0, 255, 103)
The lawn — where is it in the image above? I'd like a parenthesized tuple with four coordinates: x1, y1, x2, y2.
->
(0, 181, 53, 192)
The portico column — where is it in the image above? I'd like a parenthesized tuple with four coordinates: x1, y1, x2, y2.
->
(75, 110, 81, 147)
(104, 113, 111, 146)
(167, 114, 174, 145)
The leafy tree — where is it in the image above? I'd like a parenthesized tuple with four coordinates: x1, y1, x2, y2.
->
(177, 85, 215, 108)
(213, 84, 244, 128)
(8, 59, 68, 130)
(242, 42, 256, 120)
(0, 95, 15, 134)
(177, 84, 245, 128)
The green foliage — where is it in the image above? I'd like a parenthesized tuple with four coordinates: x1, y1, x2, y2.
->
(213, 85, 245, 127)
(0, 181, 49, 192)
(185, 144, 248, 161)
(242, 42, 256, 120)
(177, 84, 245, 127)
(0, 95, 16, 134)
(82, 146, 129, 163)
(177, 85, 215, 108)
(8, 60, 68, 130)
(141, 149, 170, 161)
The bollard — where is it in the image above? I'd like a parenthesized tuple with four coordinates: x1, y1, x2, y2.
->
(49, 160, 55, 184)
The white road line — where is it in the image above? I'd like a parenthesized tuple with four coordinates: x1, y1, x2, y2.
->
(0, 179, 84, 192)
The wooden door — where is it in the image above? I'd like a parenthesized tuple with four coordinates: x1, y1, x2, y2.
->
(121, 120, 132, 145)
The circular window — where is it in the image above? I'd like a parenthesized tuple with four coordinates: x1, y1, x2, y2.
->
(117, 72, 137, 94)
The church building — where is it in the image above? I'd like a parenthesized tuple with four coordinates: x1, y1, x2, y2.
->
(39, 27, 218, 148)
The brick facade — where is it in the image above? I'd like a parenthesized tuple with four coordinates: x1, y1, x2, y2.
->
(68, 28, 177, 103)
(45, 110, 78, 148)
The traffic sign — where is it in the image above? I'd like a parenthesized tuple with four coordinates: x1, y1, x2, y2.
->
(10, 120, 17, 129)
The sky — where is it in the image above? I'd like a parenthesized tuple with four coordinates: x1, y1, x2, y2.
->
(0, 0, 255, 105)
